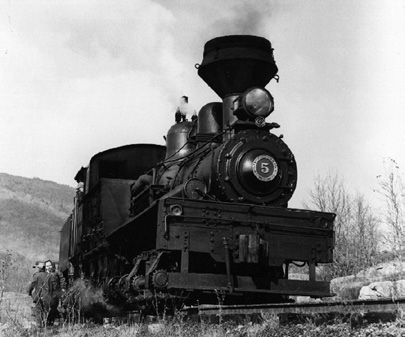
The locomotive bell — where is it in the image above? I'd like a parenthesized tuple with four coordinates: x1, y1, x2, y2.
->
(197, 35, 278, 98)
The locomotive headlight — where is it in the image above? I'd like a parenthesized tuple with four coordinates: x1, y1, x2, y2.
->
(241, 87, 274, 118)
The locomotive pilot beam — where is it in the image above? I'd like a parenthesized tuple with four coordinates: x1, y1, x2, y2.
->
(59, 35, 335, 309)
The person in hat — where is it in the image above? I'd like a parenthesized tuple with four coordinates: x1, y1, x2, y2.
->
(28, 260, 66, 327)
(28, 261, 48, 327)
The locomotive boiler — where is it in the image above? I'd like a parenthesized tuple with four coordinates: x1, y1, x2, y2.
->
(59, 35, 335, 308)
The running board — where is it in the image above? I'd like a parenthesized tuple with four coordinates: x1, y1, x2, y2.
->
(167, 272, 332, 297)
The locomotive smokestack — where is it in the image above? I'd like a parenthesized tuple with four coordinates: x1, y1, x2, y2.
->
(197, 35, 278, 130)
(198, 35, 278, 98)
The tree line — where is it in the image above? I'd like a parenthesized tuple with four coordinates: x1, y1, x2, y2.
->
(305, 158, 404, 281)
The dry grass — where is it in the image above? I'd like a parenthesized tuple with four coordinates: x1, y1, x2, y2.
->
(0, 292, 32, 332)
(1, 291, 404, 337)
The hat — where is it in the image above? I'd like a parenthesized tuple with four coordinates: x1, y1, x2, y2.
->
(33, 261, 44, 269)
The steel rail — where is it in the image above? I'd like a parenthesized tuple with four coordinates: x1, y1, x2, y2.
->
(184, 298, 405, 317)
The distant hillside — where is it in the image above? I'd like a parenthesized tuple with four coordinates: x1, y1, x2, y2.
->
(0, 173, 75, 263)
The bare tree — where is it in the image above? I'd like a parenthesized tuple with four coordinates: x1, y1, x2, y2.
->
(377, 158, 404, 259)
(304, 173, 380, 280)
(351, 194, 379, 268)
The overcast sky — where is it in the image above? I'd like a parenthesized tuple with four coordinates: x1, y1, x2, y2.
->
(1, 0, 404, 209)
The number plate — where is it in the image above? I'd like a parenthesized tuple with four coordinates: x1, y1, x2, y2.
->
(252, 155, 278, 182)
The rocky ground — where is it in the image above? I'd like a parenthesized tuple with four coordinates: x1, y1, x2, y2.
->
(331, 260, 405, 300)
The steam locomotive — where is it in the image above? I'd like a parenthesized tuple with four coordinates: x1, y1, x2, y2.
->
(59, 35, 335, 308)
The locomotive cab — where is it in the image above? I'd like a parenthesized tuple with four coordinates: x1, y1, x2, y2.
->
(59, 144, 165, 283)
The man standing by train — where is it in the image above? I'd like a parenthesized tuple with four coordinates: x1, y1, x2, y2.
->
(44, 260, 66, 326)
(28, 262, 48, 328)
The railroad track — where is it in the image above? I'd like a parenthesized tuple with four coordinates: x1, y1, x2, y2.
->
(182, 298, 405, 324)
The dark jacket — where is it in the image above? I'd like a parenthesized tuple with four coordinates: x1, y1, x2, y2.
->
(28, 271, 50, 303)
(48, 271, 66, 295)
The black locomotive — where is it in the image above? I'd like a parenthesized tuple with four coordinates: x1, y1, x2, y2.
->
(59, 35, 335, 308)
